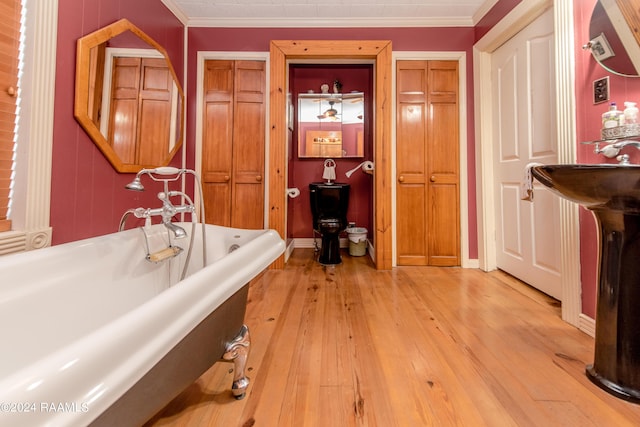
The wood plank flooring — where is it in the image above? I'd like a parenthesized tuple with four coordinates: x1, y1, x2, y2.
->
(145, 249, 640, 426)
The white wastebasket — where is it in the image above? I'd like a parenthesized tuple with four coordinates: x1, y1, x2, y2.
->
(346, 227, 367, 256)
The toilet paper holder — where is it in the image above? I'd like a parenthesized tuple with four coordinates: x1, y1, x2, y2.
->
(345, 161, 374, 178)
(286, 187, 300, 198)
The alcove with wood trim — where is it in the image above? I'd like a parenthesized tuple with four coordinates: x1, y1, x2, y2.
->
(268, 40, 393, 270)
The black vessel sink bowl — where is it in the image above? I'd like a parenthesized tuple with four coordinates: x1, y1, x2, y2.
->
(531, 164, 640, 213)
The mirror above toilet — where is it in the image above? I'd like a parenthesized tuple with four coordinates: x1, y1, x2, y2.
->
(297, 92, 365, 158)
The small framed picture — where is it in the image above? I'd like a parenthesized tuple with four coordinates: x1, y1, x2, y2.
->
(590, 33, 615, 62)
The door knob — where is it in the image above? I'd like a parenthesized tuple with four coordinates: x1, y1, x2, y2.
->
(256, 175, 262, 182)
(398, 175, 405, 182)
(430, 175, 436, 182)
(224, 175, 230, 182)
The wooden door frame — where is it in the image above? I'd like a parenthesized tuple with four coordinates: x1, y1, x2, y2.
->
(269, 40, 393, 269)
(473, 0, 582, 328)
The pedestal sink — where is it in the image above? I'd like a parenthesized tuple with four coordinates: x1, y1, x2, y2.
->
(532, 164, 640, 403)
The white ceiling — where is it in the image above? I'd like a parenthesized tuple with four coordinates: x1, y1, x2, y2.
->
(162, 0, 495, 27)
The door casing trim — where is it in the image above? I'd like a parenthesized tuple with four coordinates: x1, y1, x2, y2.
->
(473, 0, 581, 326)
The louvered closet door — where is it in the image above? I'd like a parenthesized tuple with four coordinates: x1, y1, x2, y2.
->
(396, 60, 460, 266)
(202, 60, 265, 229)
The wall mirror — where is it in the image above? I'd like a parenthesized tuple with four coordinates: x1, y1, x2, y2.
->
(588, 0, 640, 77)
(74, 19, 184, 173)
(298, 92, 364, 158)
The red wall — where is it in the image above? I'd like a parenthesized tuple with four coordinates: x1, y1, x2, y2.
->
(51, 0, 184, 244)
(574, 0, 640, 318)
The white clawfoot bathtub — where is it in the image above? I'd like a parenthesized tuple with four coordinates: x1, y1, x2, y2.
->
(0, 223, 284, 427)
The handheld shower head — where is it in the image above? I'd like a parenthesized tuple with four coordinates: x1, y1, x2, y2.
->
(125, 175, 145, 191)
(126, 167, 185, 191)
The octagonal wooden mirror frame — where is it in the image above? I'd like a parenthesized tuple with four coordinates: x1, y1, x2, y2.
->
(74, 19, 184, 173)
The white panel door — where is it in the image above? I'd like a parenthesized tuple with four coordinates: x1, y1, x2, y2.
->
(492, 8, 562, 299)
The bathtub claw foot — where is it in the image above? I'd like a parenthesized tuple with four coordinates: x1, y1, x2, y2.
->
(222, 324, 251, 399)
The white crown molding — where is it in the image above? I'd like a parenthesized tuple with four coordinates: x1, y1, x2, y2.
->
(162, 0, 484, 28)
(161, 0, 189, 26)
(186, 16, 474, 28)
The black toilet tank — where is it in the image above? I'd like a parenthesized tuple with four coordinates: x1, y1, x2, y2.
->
(309, 182, 350, 225)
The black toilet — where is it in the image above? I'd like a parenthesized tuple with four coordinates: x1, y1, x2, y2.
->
(309, 182, 350, 265)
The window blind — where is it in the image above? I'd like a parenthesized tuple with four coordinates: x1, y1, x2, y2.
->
(0, 0, 21, 232)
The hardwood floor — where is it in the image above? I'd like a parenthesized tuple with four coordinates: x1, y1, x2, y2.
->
(145, 249, 640, 426)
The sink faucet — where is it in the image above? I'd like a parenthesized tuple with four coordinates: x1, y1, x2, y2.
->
(595, 140, 640, 164)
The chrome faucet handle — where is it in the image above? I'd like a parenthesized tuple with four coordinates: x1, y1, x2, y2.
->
(133, 207, 148, 218)
(617, 154, 631, 165)
(157, 191, 176, 208)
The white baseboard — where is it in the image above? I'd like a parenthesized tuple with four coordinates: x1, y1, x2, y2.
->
(578, 314, 595, 338)
(284, 239, 295, 262)
(293, 237, 354, 249)
(367, 242, 375, 262)
(462, 258, 480, 269)
(291, 237, 374, 258)
(294, 237, 317, 249)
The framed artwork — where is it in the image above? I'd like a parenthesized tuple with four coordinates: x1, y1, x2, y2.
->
(590, 33, 615, 61)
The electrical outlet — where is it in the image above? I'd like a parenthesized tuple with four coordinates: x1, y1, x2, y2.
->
(594, 77, 610, 104)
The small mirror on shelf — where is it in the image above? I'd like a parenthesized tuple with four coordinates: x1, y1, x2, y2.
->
(297, 92, 364, 158)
